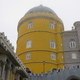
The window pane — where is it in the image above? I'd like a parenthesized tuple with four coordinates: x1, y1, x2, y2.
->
(26, 40, 32, 48)
(72, 53, 77, 59)
(28, 22, 32, 29)
(50, 22, 54, 29)
(26, 53, 30, 60)
(51, 53, 56, 60)
(50, 40, 56, 49)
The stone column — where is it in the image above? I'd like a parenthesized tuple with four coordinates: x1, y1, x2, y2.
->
(6, 63, 11, 80)
(15, 73, 20, 80)
(6, 69, 10, 80)
(17, 74, 20, 80)
(13, 72, 16, 80)
(0, 62, 2, 79)
(0, 66, 1, 77)
(12, 67, 16, 80)
(23, 78, 28, 80)
(1, 62, 6, 80)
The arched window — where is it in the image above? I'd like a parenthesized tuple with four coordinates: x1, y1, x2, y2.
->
(69, 40, 76, 48)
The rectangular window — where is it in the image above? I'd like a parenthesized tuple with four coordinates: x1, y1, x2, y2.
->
(28, 22, 32, 29)
(50, 22, 55, 29)
(50, 40, 56, 49)
(26, 40, 32, 48)
(26, 53, 30, 60)
(51, 53, 56, 60)
(72, 53, 77, 59)
(62, 56, 64, 59)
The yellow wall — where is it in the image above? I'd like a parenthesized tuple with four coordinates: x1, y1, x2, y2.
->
(10, 71, 13, 80)
(16, 13, 64, 74)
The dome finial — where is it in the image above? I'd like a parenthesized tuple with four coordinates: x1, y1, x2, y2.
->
(40, 4, 43, 7)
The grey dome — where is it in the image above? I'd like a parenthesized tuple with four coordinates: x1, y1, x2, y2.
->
(25, 5, 57, 16)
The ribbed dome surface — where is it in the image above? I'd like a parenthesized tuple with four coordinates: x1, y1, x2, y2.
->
(25, 5, 57, 16)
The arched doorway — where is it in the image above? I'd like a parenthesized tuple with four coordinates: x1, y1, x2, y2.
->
(67, 76, 80, 80)
(70, 78, 79, 80)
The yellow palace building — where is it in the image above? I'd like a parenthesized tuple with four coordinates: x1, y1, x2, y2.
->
(16, 5, 64, 74)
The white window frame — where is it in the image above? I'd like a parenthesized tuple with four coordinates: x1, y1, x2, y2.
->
(26, 53, 31, 60)
(62, 56, 64, 59)
(28, 22, 32, 29)
(50, 22, 55, 29)
(26, 39, 32, 48)
(69, 40, 76, 48)
(50, 40, 56, 49)
(51, 53, 56, 60)
(72, 53, 77, 59)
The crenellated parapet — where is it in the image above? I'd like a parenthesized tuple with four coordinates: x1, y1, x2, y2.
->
(28, 67, 80, 80)
(0, 32, 14, 51)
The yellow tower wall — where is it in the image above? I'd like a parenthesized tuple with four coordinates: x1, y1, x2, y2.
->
(16, 13, 64, 74)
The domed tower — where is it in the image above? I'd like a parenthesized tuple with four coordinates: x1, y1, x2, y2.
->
(16, 5, 64, 74)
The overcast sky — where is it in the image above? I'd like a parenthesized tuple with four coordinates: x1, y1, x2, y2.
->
(0, 0, 80, 51)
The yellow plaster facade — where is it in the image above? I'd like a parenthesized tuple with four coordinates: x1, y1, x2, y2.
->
(16, 6, 64, 74)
